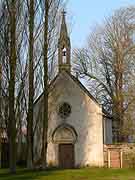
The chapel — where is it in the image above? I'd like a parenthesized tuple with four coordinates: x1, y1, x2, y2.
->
(33, 11, 110, 168)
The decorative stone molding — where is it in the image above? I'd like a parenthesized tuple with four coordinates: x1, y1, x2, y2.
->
(52, 124, 77, 144)
(58, 102, 72, 119)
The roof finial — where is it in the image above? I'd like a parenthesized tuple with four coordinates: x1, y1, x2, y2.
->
(60, 8, 68, 37)
(62, 9, 66, 17)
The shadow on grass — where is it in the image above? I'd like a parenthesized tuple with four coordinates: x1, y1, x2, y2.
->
(1, 167, 135, 180)
(0, 168, 53, 180)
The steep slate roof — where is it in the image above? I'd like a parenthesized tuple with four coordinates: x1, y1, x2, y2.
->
(34, 71, 100, 107)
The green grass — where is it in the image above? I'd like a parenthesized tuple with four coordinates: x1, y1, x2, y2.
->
(0, 168, 135, 180)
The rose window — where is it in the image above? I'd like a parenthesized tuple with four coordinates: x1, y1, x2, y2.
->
(58, 102, 71, 119)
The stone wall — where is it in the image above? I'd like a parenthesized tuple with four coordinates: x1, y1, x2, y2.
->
(104, 144, 135, 168)
(47, 72, 104, 167)
(34, 72, 104, 167)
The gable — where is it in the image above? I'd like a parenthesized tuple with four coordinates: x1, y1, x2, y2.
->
(67, 73, 100, 106)
(34, 71, 101, 109)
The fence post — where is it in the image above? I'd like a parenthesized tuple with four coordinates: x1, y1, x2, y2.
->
(120, 151, 123, 168)
(108, 150, 111, 168)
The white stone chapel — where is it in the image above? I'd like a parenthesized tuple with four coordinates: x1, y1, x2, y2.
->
(33, 11, 104, 168)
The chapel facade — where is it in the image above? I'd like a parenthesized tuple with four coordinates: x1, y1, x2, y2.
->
(33, 11, 105, 168)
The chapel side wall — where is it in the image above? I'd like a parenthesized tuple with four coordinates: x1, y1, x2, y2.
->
(103, 117, 112, 144)
(46, 73, 104, 167)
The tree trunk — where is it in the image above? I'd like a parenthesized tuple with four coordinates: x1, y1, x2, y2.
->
(27, 0, 34, 169)
(0, 64, 2, 168)
(41, 0, 49, 168)
(0, 64, 2, 127)
(113, 48, 124, 142)
(8, 0, 17, 173)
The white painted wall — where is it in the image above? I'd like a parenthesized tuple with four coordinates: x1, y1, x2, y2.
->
(34, 72, 104, 167)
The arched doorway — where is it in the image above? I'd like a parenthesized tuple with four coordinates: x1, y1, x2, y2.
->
(52, 124, 77, 168)
(59, 143, 74, 169)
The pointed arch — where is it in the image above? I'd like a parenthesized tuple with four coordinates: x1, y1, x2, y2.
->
(52, 124, 78, 144)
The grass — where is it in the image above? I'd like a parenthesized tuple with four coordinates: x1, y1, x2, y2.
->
(0, 168, 135, 180)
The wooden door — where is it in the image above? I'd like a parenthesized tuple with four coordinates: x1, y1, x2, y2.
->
(59, 144, 74, 169)
(109, 150, 121, 168)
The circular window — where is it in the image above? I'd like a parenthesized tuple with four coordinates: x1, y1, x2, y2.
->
(58, 102, 71, 119)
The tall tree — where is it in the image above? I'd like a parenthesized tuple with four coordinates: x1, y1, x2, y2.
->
(7, 0, 17, 173)
(27, 0, 35, 169)
(41, 0, 49, 168)
(0, 0, 65, 170)
(0, 64, 2, 127)
(0, 63, 2, 161)
(41, 0, 64, 168)
(74, 6, 135, 142)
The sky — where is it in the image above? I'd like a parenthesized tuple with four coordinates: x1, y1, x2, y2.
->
(66, 0, 135, 48)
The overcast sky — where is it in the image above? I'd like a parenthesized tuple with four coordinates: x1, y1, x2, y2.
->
(66, 0, 135, 48)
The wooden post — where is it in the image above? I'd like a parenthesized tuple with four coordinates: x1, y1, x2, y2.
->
(120, 151, 123, 168)
(108, 150, 111, 168)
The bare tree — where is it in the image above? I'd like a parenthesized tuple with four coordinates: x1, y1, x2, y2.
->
(0, 64, 2, 159)
(27, 0, 35, 169)
(0, 0, 29, 171)
(41, 0, 49, 168)
(74, 6, 135, 142)
(0, 0, 65, 170)
(41, 0, 64, 168)
(6, 0, 17, 173)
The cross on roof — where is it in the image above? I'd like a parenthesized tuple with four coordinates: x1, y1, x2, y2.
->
(62, 9, 66, 16)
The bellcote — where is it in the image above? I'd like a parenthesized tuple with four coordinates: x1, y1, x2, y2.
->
(58, 10, 71, 73)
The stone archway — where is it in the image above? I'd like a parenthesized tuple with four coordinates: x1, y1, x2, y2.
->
(52, 124, 77, 168)
(52, 124, 77, 144)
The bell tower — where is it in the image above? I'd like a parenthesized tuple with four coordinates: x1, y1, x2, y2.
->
(58, 10, 71, 73)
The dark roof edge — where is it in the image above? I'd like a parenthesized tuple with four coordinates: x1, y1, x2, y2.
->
(34, 74, 59, 105)
(34, 71, 101, 108)
(66, 72, 100, 107)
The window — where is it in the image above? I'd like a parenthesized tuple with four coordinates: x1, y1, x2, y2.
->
(62, 47, 67, 64)
(58, 102, 71, 119)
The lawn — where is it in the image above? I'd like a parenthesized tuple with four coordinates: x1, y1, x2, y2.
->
(0, 168, 135, 180)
